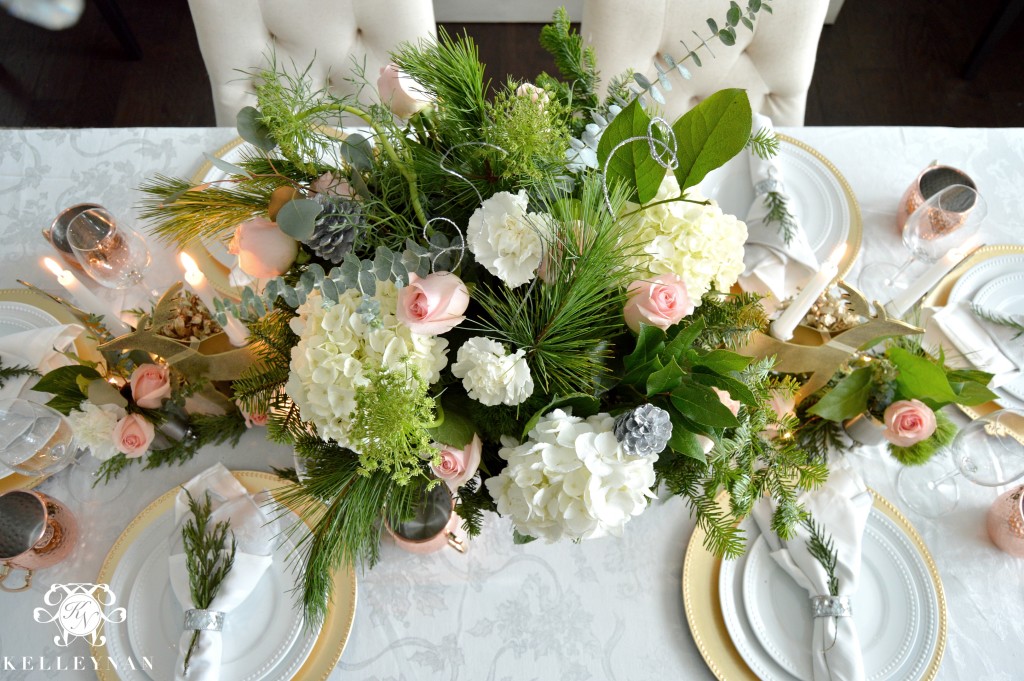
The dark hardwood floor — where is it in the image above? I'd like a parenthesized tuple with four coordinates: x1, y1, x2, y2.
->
(1, 0, 1022, 128)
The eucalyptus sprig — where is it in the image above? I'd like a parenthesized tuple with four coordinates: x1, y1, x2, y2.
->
(802, 514, 839, 597)
(970, 302, 1024, 340)
(181, 490, 237, 675)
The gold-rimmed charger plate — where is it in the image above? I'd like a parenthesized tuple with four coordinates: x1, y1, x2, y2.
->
(92, 470, 357, 681)
(683, 490, 946, 681)
(0, 287, 98, 494)
(922, 243, 1024, 422)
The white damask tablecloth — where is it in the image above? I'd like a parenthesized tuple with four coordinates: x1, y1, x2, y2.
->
(0, 127, 1022, 681)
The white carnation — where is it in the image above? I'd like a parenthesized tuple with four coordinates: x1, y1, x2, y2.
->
(68, 402, 126, 461)
(451, 336, 533, 406)
(485, 409, 658, 542)
(467, 190, 551, 287)
(626, 174, 747, 301)
(285, 283, 449, 446)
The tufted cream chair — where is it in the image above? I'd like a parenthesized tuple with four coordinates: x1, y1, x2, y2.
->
(581, 0, 827, 126)
(188, 0, 437, 126)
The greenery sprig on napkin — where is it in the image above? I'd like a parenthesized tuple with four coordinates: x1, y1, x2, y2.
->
(970, 302, 1024, 340)
(803, 515, 839, 597)
(0, 357, 38, 389)
(181, 490, 237, 675)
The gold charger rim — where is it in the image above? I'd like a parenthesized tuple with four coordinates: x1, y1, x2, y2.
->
(776, 133, 863, 282)
(91, 470, 358, 681)
(920, 243, 1024, 422)
(682, 489, 946, 681)
(0, 286, 96, 494)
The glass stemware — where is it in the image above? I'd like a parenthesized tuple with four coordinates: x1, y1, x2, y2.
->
(858, 184, 987, 303)
(66, 206, 152, 290)
(896, 409, 1024, 518)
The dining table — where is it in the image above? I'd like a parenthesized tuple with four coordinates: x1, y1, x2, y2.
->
(0, 125, 1022, 681)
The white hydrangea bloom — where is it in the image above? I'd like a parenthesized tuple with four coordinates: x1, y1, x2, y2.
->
(451, 336, 533, 406)
(485, 409, 658, 542)
(625, 173, 747, 301)
(286, 283, 448, 446)
(467, 190, 551, 288)
(68, 402, 126, 461)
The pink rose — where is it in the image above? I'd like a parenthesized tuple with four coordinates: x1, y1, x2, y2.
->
(236, 401, 269, 429)
(713, 387, 741, 417)
(623, 274, 695, 332)
(310, 172, 353, 198)
(762, 390, 796, 439)
(397, 272, 470, 336)
(129, 363, 171, 409)
(228, 217, 299, 279)
(112, 414, 155, 458)
(377, 63, 433, 119)
(431, 434, 482, 489)
(883, 399, 937, 447)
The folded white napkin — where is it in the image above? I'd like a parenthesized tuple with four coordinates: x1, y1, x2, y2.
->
(0, 323, 83, 401)
(752, 460, 873, 681)
(169, 463, 274, 681)
(932, 301, 1022, 388)
(738, 114, 820, 308)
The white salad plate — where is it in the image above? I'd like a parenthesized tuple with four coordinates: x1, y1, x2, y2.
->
(104, 500, 320, 681)
(720, 506, 942, 681)
(696, 133, 861, 281)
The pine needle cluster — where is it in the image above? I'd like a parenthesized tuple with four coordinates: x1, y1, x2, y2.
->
(689, 291, 767, 349)
(802, 515, 839, 596)
(537, 7, 600, 113)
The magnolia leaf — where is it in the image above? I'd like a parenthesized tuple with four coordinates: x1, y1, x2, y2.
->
(596, 99, 667, 203)
(668, 408, 707, 462)
(672, 88, 752, 189)
(693, 349, 752, 374)
(647, 357, 684, 396)
(276, 198, 322, 241)
(202, 152, 252, 179)
(671, 381, 741, 428)
(690, 368, 758, 406)
(236, 106, 276, 152)
(807, 367, 873, 421)
(31, 365, 100, 396)
(663, 318, 706, 359)
(87, 378, 129, 408)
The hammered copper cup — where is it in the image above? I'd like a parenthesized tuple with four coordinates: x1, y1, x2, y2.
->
(987, 485, 1024, 557)
(0, 490, 79, 592)
(386, 483, 466, 555)
(896, 165, 977, 231)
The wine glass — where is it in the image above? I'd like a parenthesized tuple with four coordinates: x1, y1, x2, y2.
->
(858, 184, 987, 303)
(66, 206, 152, 290)
(896, 409, 1024, 518)
(0, 399, 127, 503)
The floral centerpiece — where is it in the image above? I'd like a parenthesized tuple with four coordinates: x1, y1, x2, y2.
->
(138, 5, 830, 623)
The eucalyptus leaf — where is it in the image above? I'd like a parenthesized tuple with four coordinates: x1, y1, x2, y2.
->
(727, 1, 741, 25)
(340, 133, 374, 171)
(236, 106, 277, 152)
(202, 152, 252, 179)
(276, 198, 322, 241)
(807, 367, 873, 421)
(707, 18, 719, 33)
(718, 28, 737, 46)
(596, 99, 667, 203)
(633, 72, 652, 89)
(672, 88, 752, 190)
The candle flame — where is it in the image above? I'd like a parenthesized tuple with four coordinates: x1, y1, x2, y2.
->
(42, 257, 65, 277)
(179, 252, 200, 275)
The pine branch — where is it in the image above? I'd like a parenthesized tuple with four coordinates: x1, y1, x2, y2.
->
(538, 7, 599, 111)
(0, 359, 38, 389)
(689, 291, 767, 349)
(970, 302, 1024, 340)
(181, 490, 237, 675)
(801, 514, 839, 597)
(762, 191, 797, 246)
(747, 127, 779, 160)
(454, 476, 497, 538)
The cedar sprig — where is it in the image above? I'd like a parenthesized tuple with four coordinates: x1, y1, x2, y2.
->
(970, 302, 1024, 340)
(747, 126, 779, 160)
(801, 514, 839, 597)
(181, 490, 237, 675)
(0, 358, 38, 390)
(763, 190, 798, 246)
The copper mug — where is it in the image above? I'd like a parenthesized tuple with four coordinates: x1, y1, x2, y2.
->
(386, 483, 466, 555)
(0, 490, 79, 592)
(896, 164, 977, 231)
(987, 485, 1024, 557)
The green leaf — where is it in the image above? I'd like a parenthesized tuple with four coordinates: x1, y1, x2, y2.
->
(236, 106, 277, 152)
(202, 152, 252, 179)
(340, 133, 373, 171)
(888, 347, 961, 408)
(88, 378, 128, 409)
(276, 198, 322, 241)
(521, 393, 601, 439)
(707, 18, 719, 33)
(807, 367, 873, 421)
(945, 368, 999, 406)
(44, 394, 87, 416)
(727, 1, 742, 25)
(672, 88, 752, 190)
(667, 408, 707, 462)
(513, 529, 537, 545)
(663, 318, 706, 359)
(31, 365, 100, 396)
(625, 324, 668, 372)
(719, 28, 737, 46)
(671, 380, 741, 428)
(622, 354, 664, 389)
(596, 99, 667, 203)
(690, 369, 758, 406)
(647, 357, 684, 396)
(426, 403, 477, 449)
(693, 349, 752, 374)
(741, 16, 754, 30)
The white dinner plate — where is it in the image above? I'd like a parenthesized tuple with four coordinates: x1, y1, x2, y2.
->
(104, 500, 320, 681)
(973, 273, 1024, 402)
(720, 506, 942, 681)
(696, 134, 861, 281)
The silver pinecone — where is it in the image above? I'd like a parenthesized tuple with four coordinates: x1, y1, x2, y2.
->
(613, 404, 672, 457)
